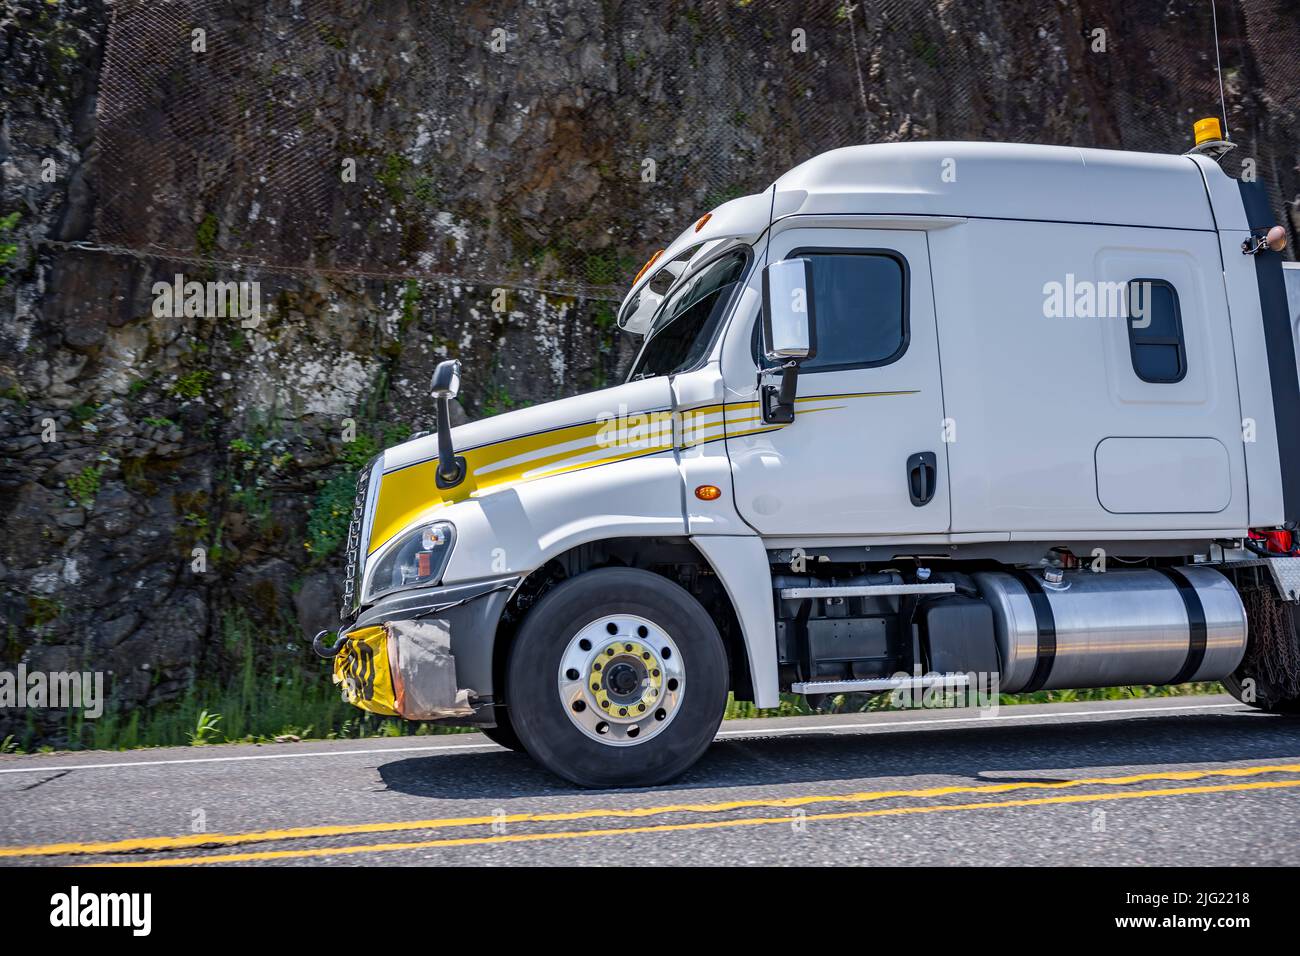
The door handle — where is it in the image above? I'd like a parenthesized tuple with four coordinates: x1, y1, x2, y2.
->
(907, 452, 937, 506)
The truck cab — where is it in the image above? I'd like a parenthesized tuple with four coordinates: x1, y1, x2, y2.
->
(325, 139, 1300, 788)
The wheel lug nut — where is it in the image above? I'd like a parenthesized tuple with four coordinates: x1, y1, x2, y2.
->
(600, 700, 610, 709)
(618, 707, 627, 716)
(624, 643, 632, 652)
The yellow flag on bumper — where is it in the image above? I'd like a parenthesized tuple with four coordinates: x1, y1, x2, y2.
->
(332, 625, 399, 717)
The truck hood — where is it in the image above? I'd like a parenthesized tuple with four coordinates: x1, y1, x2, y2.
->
(369, 376, 676, 554)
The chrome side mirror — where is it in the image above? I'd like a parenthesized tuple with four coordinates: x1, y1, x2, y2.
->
(761, 257, 817, 361)
(430, 359, 465, 489)
(759, 258, 817, 424)
(430, 359, 461, 401)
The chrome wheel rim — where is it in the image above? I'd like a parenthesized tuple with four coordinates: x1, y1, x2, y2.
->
(558, 614, 685, 746)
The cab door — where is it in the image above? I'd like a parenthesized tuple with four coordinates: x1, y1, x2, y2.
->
(724, 227, 949, 536)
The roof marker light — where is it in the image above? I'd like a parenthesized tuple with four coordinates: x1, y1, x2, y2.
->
(1194, 116, 1223, 146)
(694, 213, 712, 232)
(1186, 116, 1235, 162)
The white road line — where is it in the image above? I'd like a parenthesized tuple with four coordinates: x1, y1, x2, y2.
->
(0, 701, 1250, 776)
(712, 701, 1249, 739)
(0, 741, 501, 775)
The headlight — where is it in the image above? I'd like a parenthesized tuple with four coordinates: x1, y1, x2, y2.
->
(361, 520, 455, 604)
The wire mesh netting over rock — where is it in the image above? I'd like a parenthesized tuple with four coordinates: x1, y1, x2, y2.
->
(91, 0, 1299, 302)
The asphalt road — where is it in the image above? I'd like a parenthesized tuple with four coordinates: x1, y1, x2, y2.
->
(1, 695, 1298, 866)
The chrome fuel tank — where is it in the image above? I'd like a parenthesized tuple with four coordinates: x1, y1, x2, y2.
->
(971, 567, 1247, 693)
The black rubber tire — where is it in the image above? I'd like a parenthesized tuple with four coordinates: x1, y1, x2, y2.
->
(478, 707, 525, 751)
(1226, 590, 1300, 715)
(1224, 672, 1300, 715)
(506, 567, 729, 788)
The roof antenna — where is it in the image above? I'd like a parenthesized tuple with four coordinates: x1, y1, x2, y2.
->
(1186, 0, 1236, 162)
(1211, 0, 1229, 140)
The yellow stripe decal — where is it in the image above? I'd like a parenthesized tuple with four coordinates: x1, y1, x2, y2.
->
(369, 390, 917, 552)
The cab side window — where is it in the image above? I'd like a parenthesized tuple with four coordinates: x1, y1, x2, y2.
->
(756, 250, 908, 372)
(1126, 279, 1186, 384)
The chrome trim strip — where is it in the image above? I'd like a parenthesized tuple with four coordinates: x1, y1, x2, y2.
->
(791, 674, 971, 694)
(778, 583, 955, 599)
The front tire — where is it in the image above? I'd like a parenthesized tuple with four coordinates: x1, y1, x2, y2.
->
(506, 567, 729, 788)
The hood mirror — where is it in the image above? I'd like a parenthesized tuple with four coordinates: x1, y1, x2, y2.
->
(430, 359, 466, 489)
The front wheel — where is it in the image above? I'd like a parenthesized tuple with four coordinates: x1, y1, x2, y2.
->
(506, 567, 729, 788)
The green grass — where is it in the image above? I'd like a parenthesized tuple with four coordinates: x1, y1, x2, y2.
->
(66, 464, 102, 507)
(62, 673, 468, 752)
(16, 678, 1228, 753)
(303, 422, 411, 559)
(399, 278, 420, 331)
(170, 369, 211, 399)
(195, 213, 218, 256)
(0, 210, 20, 288)
(7, 587, 1227, 755)
(9, 611, 473, 754)
(305, 472, 356, 558)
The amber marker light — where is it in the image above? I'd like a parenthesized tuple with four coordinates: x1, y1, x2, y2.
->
(1265, 225, 1287, 253)
(694, 484, 722, 501)
(1193, 116, 1224, 146)
(632, 248, 665, 285)
(694, 212, 712, 232)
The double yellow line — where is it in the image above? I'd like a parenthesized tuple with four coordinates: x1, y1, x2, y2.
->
(5, 762, 1300, 866)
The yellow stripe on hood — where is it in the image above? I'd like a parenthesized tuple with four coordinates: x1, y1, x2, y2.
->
(368, 411, 684, 554)
(367, 390, 917, 554)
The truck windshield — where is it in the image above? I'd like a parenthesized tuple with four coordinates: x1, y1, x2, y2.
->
(628, 249, 748, 380)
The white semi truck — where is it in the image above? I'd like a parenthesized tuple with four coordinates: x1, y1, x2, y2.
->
(321, 132, 1300, 788)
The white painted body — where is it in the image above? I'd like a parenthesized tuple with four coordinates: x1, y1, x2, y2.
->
(358, 143, 1294, 708)
(1287, 263, 1300, 388)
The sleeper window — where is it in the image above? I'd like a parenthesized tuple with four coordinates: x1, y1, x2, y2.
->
(1126, 279, 1186, 384)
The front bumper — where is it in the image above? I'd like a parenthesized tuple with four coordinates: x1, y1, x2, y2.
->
(345, 575, 519, 722)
